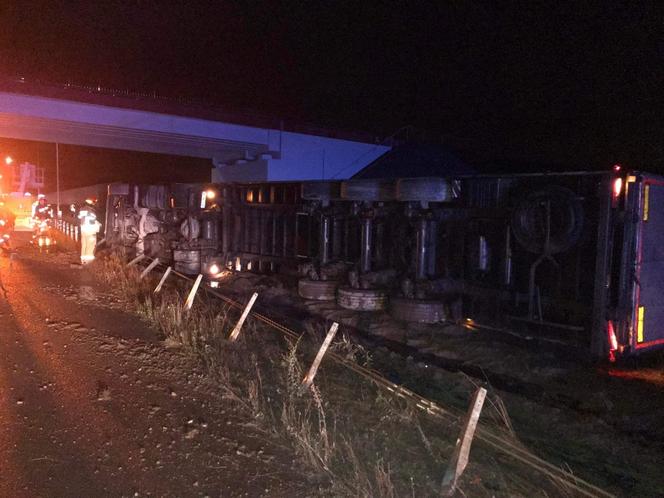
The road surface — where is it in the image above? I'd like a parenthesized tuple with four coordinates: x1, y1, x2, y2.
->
(0, 233, 308, 497)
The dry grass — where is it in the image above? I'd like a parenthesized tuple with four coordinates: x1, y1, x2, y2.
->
(95, 252, 578, 498)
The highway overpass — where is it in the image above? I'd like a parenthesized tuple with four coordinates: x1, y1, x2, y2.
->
(0, 80, 389, 182)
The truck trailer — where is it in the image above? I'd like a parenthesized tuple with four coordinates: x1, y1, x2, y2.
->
(94, 168, 663, 360)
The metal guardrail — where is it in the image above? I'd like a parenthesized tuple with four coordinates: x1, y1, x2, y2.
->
(54, 217, 79, 242)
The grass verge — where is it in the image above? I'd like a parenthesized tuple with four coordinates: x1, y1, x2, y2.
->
(95, 253, 583, 497)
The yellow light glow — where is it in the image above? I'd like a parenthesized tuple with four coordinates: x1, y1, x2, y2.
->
(205, 190, 216, 200)
(209, 263, 220, 274)
(5, 156, 12, 165)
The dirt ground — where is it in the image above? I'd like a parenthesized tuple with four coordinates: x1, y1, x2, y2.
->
(0, 233, 310, 497)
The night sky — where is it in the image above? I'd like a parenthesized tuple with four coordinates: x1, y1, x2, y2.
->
(0, 1, 663, 186)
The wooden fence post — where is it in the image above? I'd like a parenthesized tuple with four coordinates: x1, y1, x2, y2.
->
(184, 274, 203, 310)
(127, 254, 145, 266)
(154, 266, 172, 293)
(301, 322, 339, 390)
(229, 292, 259, 342)
(441, 387, 487, 496)
(140, 258, 160, 279)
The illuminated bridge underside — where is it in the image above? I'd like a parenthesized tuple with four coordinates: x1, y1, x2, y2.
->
(0, 112, 265, 160)
(0, 91, 389, 181)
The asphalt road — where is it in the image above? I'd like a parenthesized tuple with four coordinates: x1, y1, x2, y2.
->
(0, 233, 308, 497)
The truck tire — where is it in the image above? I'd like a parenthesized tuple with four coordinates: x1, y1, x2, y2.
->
(396, 177, 452, 203)
(298, 278, 338, 301)
(340, 179, 396, 202)
(389, 297, 446, 323)
(337, 286, 388, 311)
(511, 185, 584, 254)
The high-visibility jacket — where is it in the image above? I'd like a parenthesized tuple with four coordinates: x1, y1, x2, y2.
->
(34, 204, 53, 221)
(78, 207, 101, 234)
(32, 200, 52, 219)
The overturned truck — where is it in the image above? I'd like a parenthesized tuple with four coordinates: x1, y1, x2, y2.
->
(101, 169, 664, 360)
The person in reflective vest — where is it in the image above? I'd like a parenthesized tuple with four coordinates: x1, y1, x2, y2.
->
(31, 194, 46, 220)
(78, 198, 101, 264)
(32, 195, 53, 223)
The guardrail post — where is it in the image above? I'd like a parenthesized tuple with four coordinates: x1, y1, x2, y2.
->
(301, 322, 339, 391)
(441, 387, 487, 496)
(184, 274, 203, 310)
(228, 292, 258, 342)
(140, 258, 160, 279)
(154, 266, 172, 293)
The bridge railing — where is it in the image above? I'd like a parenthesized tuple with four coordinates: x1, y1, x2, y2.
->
(54, 216, 79, 242)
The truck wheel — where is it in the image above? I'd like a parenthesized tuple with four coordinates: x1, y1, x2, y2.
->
(340, 179, 396, 202)
(389, 297, 446, 323)
(511, 185, 584, 254)
(298, 278, 338, 301)
(337, 286, 389, 311)
(396, 177, 451, 203)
